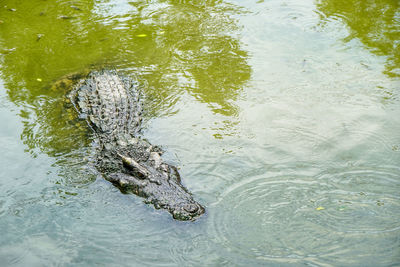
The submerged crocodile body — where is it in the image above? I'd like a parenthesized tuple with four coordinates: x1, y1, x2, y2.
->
(69, 70, 204, 221)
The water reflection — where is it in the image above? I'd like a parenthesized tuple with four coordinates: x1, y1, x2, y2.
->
(0, 0, 250, 157)
(316, 0, 400, 77)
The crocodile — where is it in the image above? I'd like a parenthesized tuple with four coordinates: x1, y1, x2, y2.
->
(68, 70, 205, 221)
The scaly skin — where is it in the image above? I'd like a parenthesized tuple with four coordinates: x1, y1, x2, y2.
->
(70, 70, 204, 221)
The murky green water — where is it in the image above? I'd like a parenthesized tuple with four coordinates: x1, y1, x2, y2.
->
(1, 0, 399, 266)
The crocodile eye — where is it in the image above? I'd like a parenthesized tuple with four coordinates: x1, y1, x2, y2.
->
(118, 154, 149, 179)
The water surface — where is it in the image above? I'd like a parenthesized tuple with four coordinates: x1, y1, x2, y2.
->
(0, 0, 399, 266)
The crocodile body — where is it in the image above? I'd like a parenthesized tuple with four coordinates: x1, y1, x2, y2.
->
(70, 70, 204, 221)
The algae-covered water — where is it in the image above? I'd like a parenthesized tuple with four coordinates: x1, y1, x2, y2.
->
(0, 0, 399, 266)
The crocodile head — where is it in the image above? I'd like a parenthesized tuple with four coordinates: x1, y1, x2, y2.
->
(106, 154, 205, 221)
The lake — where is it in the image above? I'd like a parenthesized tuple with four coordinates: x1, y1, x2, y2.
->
(0, 0, 399, 266)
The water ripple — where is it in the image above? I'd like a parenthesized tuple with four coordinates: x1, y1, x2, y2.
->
(316, 117, 400, 165)
(314, 166, 400, 233)
(209, 165, 400, 265)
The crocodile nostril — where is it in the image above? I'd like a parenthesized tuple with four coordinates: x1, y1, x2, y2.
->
(183, 203, 199, 213)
